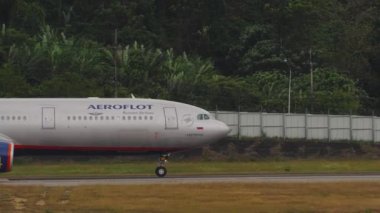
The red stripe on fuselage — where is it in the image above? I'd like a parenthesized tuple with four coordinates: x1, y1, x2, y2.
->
(14, 145, 183, 153)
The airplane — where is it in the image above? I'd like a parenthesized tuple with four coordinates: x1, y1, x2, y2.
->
(0, 98, 230, 177)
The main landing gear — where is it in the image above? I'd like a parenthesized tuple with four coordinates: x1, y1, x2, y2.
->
(155, 153, 170, 177)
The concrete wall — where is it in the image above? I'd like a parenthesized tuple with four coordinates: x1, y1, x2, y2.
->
(211, 111, 380, 142)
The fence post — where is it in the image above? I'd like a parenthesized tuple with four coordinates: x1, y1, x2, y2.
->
(327, 112, 331, 142)
(373, 112, 376, 143)
(349, 113, 353, 142)
(260, 112, 263, 137)
(305, 113, 308, 140)
(215, 106, 219, 120)
(237, 106, 241, 140)
(283, 113, 286, 140)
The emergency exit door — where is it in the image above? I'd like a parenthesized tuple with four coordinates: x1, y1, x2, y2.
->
(163, 107, 178, 129)
(42, 107, 55, 129)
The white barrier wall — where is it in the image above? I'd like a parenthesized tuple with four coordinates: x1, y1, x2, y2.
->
(211, 111, 380, 142)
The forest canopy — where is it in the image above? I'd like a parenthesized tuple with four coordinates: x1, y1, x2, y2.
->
(0, 0, 379, 114)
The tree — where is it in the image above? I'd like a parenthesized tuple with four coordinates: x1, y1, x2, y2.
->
(245, 71, 288, 112)
(205, 75, 258, 111)
(293, 68, 364, 113)
(37, 72, 102, 97)
(0, 0, 378, 114)
(0, 64, 31, 97)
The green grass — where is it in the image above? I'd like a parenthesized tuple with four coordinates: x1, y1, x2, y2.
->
(2, 159, 380, 178)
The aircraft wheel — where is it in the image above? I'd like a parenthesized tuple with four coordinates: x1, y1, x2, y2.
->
(155, 166, 167, 177)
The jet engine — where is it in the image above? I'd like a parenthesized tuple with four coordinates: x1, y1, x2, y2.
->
(0, 141, 14, 172)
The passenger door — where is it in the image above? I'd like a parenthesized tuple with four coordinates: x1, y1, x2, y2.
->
(42, 107, 55, 129)
(163, 107, 178, 129)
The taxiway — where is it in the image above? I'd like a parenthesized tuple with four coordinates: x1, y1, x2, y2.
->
(1, 173, 380, 186)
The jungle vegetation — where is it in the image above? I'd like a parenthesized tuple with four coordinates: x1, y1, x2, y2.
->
(0, 0, 379, 114)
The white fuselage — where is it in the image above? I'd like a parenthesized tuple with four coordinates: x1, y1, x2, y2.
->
(0, 98, 230, 153)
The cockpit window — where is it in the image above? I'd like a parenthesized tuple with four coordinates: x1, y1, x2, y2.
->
(197, 114, 210, 120)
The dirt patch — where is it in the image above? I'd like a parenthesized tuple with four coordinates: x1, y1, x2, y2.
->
(35, 200, 46, 206)
(13, 197, 27, 210)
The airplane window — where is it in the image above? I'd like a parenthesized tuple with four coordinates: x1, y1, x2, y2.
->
(150, 116, 153, 120)
(94, 116, 98, 120)
(100, 116, 104, 120)
(67, 116, 71, 120)
(105, 116, 109, 120)
(128, 116, 131, 120)
(1, 116, 4, 120)
(78, 116, 82, 120)
(133, 116, 136, 120)
(17, 116, 21, 120)
(12, 116, 15, 120)
(111, 116, 115, 120)
(122, 116, 126, 120)
(23, 116, 27, 120)
(144, 116, 147, 120)
(138, 116, 142, 120)
(73, 116, 76, 121)
(197, 114, 211, 120)
(84, 116, 87, 120)
(89, 116, 93, 120)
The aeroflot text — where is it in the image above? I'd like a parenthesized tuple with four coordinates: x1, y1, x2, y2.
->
(88, 104, 153, 110)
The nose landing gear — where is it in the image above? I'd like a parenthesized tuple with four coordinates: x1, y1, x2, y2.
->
(155, 154, 170, 177)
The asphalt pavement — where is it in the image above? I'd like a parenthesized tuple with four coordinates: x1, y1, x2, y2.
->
(2, 173, 380, 186)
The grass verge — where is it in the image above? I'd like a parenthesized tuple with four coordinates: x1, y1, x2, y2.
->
(2, 159, 380, 178)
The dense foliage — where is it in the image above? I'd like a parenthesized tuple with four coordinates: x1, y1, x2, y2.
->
(0, 0, 379, 114)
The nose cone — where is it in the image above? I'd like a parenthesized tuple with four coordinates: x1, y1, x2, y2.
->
(194, 120, 231, 147)
(221, 122, 231, 136)
(215, 121, 231, 139)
